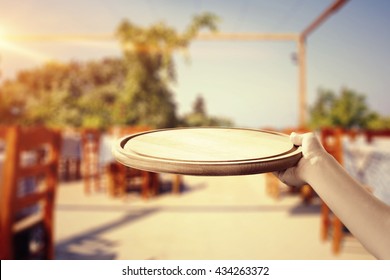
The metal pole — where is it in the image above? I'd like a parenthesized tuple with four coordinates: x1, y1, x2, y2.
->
(298, 36, 306, 127)
(3, 33, 299, 43)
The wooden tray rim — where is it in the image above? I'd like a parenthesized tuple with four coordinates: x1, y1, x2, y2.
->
(112, 127, 302, 176)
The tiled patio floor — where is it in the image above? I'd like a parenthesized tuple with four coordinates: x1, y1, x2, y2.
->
(54, 174, 375, 260)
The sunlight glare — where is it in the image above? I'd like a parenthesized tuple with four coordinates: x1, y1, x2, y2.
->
(0, 24, 50, 62)
(0, 25, 6, 42)
(0, 26, 51, 62)
(0, 40, 51, 62)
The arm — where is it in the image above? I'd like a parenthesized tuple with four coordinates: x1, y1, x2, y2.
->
(275, 132, 390, 259)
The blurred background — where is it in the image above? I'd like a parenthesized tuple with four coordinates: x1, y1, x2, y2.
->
(0, 0, 389, 260)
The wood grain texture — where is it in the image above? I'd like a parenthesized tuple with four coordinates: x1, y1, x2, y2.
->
(113, 127, 302, 176)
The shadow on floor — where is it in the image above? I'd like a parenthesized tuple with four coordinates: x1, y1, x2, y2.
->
(160, 204, 292, 213)
(122, 179, 205, 199)
(289, 202, 321, 216)
(55, 208, 157, 260)
(57, 203, 293, 214)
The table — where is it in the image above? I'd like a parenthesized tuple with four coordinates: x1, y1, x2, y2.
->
(60, 131, 114, 183)
(343, 137, 390, 205)
(99, 134, 116, 165)
(60, 133, 82, 181)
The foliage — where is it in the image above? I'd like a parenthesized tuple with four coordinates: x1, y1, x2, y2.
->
(366, 114, 390, 130)
(0, 13, 220, 130)
(180, 95, 234, 127)
(0, 59, 127, 129)
(115, 12, 219, 128)
(192, 94, 206, 115)
(309, 87, 380, 129)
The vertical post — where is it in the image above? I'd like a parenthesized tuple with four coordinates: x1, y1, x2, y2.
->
(297, 36, 307, 127)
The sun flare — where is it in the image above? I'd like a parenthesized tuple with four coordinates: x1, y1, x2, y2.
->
(0, 26, 51, 62)
(0, 39, 50, 62)
(0, 25, 6, 42)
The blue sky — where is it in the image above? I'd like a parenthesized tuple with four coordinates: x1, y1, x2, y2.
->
(0, 0, 389, 128)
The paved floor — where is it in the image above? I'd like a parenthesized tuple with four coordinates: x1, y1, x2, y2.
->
(54, 174, 375, 260)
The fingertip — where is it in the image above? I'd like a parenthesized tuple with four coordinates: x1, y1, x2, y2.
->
(290, 132, 303, 146)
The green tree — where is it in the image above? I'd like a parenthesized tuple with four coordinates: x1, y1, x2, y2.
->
(181, 94, 233, 127)
(0, 13, 220, 130)
(0, 58, 128, 129)
(193, 94, 206, 115)
(309, 87, 377, 129)
(366, 113, 390, 130)
(115, 12, 219, 128)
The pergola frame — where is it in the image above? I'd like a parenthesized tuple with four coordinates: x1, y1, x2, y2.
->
(200, 0, 349, 127)
(3, 0, 348, 127)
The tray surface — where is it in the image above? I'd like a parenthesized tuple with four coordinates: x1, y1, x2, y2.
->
(113, 127, 302, 176)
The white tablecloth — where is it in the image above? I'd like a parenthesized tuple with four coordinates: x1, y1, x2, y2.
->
(343, 137, 390, 205)
(99, 134, 117, 166)
(61, 134, 81, 159)
(60, 132, 118, 165)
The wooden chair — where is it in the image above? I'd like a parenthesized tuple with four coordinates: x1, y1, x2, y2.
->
(80, 128, 101, 194)
(365, 129, 390, 143)
(59, 128, 81, 182)
(265, 172, 282, 199)
(0, 126, 61, 259)
(320, 127, 357, 254)
(106, 126, 160, 198)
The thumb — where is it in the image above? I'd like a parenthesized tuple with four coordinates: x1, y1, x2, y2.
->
(290, 132, 303, 146)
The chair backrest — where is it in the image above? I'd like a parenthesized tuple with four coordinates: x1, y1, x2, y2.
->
(321, 127, 359, 164)
(80, 128, 101, 193)
(320, 127, 345, 164)
(0, 126, 61, 259)
(365, 129, 390, 143)
(0, 126, 9, 195)
(59, 127, 82, 181)
(106, 126, 154, 198)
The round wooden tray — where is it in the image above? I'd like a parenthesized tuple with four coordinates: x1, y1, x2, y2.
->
(112, 127, 302, 176)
